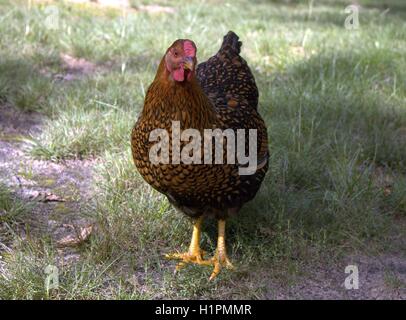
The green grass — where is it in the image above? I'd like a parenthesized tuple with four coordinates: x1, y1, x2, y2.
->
(0, 184, 27, 225)
(0, 0, 405, 299)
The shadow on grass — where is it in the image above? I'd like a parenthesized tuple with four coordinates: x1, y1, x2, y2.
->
(213, 47, 406, 261)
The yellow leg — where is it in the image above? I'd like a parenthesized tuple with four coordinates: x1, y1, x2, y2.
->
(165, 216, 211, 269)
(209, 219, 234, 280)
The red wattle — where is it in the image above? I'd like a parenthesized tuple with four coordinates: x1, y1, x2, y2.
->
(172, 67, 184, 82)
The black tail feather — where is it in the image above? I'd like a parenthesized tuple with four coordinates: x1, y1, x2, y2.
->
(219, 31, 242, 56)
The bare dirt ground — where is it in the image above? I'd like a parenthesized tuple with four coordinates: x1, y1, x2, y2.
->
(0, 103, 95, 264)
(0, 102, 405, 299)
(269, 253, 406, 299)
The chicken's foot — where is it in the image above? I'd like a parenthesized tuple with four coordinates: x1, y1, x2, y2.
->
(209, 219, 234, 280)
(165, 216, 211, 270)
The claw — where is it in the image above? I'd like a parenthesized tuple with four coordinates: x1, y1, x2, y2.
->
(209, 252, 234, 281)
(175, 261, 186, 271)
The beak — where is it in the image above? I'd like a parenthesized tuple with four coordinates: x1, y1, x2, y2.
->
(183, 57, 194, 71)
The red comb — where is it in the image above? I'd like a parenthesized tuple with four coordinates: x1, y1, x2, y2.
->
(183, 40, 196, 57)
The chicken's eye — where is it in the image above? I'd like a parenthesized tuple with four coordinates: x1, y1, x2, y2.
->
(173, 51, 178, 57)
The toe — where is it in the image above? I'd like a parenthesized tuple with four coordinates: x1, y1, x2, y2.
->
(225, 258, 234, 270)
(208, 255, 234, 280)
(209, 263, 221, 281)
(175, 261, 187, 271)
(165, 252, 185, 260)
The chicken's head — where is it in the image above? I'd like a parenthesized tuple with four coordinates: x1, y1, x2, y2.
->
(165, 39, 197, 82)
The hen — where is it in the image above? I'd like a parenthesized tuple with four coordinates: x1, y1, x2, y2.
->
(131, 31, 269, 279)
